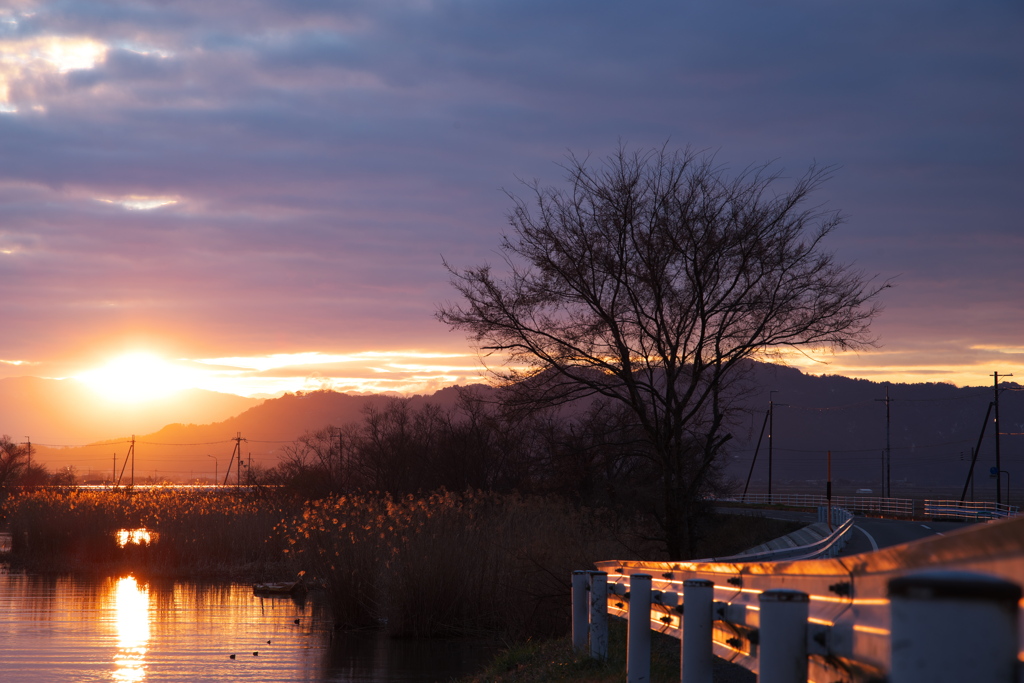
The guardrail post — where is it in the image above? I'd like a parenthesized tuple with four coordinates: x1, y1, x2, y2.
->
(757, 589, 808, 683)
(682, 579, 713, 683)
(589, 571, 609, 661)
(889, 571, 1021, 683)
(572, 571, 588, 653)
(627, 573, 652, 683)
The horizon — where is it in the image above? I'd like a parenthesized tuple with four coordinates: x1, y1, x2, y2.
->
(2, 1, 1022, 421)
(12, 362, 1021, 495)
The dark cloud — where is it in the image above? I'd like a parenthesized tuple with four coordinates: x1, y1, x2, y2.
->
(0, 0, 1022, 388)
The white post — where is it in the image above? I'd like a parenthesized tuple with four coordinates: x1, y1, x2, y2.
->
(572, 570, 589, 653)
(682, 579, 714, 683)
(627, 573, 652, 683)
(889, 571, 1021, 683)
(589, 571, 609, 661)
(757, 589, 808, 683)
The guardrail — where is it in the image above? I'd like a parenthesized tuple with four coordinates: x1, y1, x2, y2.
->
(726, 493, 915, 517)
(924, 499, 1020, 520)
(574, 515, 1024, 682)
(710, 507, 854, 563)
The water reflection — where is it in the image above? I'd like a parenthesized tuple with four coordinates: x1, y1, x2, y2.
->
(116, 528, 156, 547)
(112, 576, 150, 682)
(0, 573, 495, 682)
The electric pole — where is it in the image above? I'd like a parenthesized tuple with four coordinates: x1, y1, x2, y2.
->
(768, 391, 777, 503)
(875, 384, 892, 497)
(993, 371, 1012, 506)
(224, 432, 246, 486)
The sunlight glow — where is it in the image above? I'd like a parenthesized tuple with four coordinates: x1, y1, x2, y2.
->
(116, 528, 155, 547)
(76, 353, 201, 402)
(98, 195, 179, 211)
(195, 350, 471, 372)
(113, 576, 150, 682)
(0, 35, 107, 107)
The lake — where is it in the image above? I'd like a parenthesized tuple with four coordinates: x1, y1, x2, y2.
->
(0, 569, 497, 682)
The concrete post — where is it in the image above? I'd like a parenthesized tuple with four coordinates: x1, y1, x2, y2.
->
(682, 579, 714, 683)
(889, 571, 1021, 683)
(571, 570, 589, 653)
(589, 571, 609, 661)
(757, 589, 809, 683)
(628, 573, 652, 683)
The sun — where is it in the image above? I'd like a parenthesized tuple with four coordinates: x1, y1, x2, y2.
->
(76, 352, 197, 403)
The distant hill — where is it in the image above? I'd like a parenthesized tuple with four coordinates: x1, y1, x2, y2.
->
(725, 363, 1024, 498)
(21, 365, 1024, 499)
(0, 376, 261, 445)
(32, 384, 487, 482)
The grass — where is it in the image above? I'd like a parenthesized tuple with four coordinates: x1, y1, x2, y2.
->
(1, 486, 803, 648)
(277, 490, 663, 638)
(0, 487, 300, 579)
(461, 618, 754, 683)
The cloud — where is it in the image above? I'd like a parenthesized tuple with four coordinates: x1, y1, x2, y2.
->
(0, 0, 1021, 392)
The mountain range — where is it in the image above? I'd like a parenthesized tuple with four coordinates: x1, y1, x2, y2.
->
(9, 365, 1024, 499)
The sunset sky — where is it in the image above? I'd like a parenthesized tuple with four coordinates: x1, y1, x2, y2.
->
(1, 0, 1022, 401)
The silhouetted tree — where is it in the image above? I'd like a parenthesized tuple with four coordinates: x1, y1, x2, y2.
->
(439, 144, 888, 558)
(0, 435, 29, 493)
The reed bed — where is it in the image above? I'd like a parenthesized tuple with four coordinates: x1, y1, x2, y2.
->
(0, 487, 296, 577)
(2, 487, 799, 641)
(277, 490, 660, 638)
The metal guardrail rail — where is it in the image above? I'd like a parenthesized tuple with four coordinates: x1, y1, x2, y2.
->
(726, 493, 915, 517)
(709, 507, 855, 563)
(924, 499, 1020, 520)
(575, 515, 1024, 683)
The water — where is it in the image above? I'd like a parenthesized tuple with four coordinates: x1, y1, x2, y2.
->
(0, 570, 496, 683)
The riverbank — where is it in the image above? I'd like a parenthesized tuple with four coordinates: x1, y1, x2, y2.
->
(461, 619, 754, 683)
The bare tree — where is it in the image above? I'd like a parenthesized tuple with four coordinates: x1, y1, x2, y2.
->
(0, 434, 29, 493)
(438, 145, 888, 558)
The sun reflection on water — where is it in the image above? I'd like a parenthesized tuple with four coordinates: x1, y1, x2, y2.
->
(113, 576, 150, 682)
(116, 528, 155, 547)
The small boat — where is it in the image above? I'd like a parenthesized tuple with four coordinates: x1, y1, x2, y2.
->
(252, 580, 306, 597)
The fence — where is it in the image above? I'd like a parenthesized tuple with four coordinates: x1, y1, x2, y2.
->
(923, 499, 1020, 520)
(725, 493, 915, 517)
(574, 514, 1024, 682)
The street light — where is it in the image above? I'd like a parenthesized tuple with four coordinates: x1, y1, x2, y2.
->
(207, 454, 218, 486)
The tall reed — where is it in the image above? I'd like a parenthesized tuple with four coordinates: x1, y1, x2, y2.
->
(1, 487, 297, 577)
(277, 490, 660, 638)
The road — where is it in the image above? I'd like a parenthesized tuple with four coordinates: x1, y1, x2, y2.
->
(717, 506, 978, 556)
(840, 517, 975, 556)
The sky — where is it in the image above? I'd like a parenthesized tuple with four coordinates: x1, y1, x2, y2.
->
(0, 0, 1022, 401)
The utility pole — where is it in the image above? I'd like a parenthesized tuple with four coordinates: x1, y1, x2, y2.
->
(116, 436, 136, 488)
(224, 432, 246, 486)
(24, 436, 30, 471)
(875, 384, 892, 498)
(826, 450, 833, 531)
(768, 391, 777, 503)
(993, 372, 1012, 506)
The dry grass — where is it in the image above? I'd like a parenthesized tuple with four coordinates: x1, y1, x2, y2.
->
(0, 487, 297, 578)
(277, 490, 661, 638)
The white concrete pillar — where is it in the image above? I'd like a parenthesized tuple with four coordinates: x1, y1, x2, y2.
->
(889, 571, 1021, 683)
(589, 571, 609, 661)
(571, 570, 588, 653)
(757, 589, 808, 683)
(682, 579, 714, 683)
(628, 573, 652, 683)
